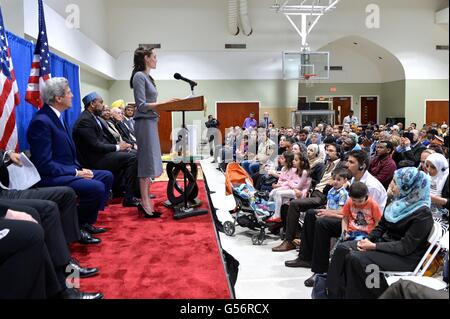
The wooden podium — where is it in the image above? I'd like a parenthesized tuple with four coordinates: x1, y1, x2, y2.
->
(158, 96, 208, 219)
(156, 96, 204, 113)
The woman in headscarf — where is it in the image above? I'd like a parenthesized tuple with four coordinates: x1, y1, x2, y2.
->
(306, 144, 325, 190)
(425, 153, 449, 223)
(326, 167, 433, 299)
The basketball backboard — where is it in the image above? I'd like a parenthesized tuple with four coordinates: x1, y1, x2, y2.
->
(282, 51, 329, 80)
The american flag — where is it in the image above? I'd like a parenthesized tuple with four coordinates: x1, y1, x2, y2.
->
(0, 8, 20, 152)
(25, 0, 51, 109)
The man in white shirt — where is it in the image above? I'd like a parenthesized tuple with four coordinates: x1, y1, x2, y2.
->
(343, 110, 359, 126)
(345, 150, 387, 211)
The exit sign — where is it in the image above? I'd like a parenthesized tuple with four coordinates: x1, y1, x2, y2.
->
(330, 87, 337, 92)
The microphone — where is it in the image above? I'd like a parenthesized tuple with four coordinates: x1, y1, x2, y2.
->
(174, 73, 197, 88)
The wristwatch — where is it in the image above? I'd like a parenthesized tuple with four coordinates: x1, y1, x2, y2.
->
(3, 150, 12, 164)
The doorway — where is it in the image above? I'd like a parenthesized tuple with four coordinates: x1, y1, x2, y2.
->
(216, 102, 260, 142)
(360, 96, 378, 124)
(426, 100, 449, 125)
(331, 97, 352, 125)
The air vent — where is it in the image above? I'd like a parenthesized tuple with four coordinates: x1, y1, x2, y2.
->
(325, 66, 343, 71)
(436, 45, 449, 50)
(225, 44, 246, 49)
(139, 43, 161, 49)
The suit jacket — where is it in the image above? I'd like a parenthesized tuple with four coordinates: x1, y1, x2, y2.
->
(259, 118, 272, 129)
(72, 110, 119, 166)
(112, 119, 136, 145)
(26, 105, 82, 185)
(123, 117, 135, 135)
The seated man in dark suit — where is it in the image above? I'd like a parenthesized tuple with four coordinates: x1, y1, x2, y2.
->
(0, 203, 102, 299)
(0, 149, 97, 245)
(72, 92, 140, 207)
(26, 78, 113, 240)
(110, 107, 137, 148)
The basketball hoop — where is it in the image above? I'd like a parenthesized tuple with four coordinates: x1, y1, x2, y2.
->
(302, 74, 318, 88)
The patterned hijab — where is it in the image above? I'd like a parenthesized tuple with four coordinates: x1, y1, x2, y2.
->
(384, 167, 431, 223)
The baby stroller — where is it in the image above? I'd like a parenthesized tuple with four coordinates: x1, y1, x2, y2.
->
(223, 163, 275, 245)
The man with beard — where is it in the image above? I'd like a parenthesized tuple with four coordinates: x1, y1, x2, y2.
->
(73, 92, 140, 207)
(368, 141, 397, 189)
(298, 129, 311, 146)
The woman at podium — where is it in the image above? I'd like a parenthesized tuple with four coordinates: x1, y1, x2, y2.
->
(130, 47, 178, 218)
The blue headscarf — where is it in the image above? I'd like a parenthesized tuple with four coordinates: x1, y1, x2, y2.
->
(384, 167, 431, 223)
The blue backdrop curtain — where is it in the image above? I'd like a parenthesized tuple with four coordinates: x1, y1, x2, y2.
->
(6, 31, 81, 151)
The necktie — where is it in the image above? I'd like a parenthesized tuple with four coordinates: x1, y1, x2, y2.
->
(95, 116, 103, 130)
(59, 115, 66, 130)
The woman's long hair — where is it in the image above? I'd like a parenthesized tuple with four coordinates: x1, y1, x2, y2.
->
(130, 47, 156, 89)
(282, 151, 295, 170)
(295, 153, 311, 177)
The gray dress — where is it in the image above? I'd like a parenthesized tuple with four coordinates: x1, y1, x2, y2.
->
(132, 71, 164, 178)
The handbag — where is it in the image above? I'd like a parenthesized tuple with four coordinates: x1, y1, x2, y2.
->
(261, 174, 278, 186)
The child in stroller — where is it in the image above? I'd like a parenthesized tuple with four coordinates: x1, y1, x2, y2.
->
(223, 163, 275, 245)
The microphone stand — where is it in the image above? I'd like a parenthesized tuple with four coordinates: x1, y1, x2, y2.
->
(173, 84, 207, 219)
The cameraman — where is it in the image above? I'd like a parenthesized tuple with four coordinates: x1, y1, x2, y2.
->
(205, 115, 220, 161)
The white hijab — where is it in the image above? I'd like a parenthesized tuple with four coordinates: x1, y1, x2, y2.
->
(426, 153, 449, 197)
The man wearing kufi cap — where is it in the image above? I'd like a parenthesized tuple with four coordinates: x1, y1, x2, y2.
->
(73, 92, 140, 207)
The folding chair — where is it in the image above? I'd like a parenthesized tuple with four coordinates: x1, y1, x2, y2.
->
(383, 222, 448, 290)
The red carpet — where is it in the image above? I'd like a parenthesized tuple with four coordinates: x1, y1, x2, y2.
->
(71, 181, 231, 299)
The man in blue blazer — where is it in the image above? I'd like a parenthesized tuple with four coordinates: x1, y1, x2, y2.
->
(27, 77, 113, 243)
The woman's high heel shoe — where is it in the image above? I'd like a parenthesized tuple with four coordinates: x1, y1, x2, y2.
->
(137, 204, 162, 219)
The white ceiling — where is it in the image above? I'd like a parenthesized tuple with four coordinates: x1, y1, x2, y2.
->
(15, 0, 450, 81)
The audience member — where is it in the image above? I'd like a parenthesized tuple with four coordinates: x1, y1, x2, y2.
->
(267, 152, 311, 223)
(419, 149, 436, 173)
(393, 129, 426, 167)
(369, 141, 397, 189)
(242, 112, 257, 130)
(425, 153, 449, 215)
(343, 110, 359, 126)
(259, 112, 272, 129)
(298, 129, 311, 146)
(306, 144, 325, 190)
(341, 182, 382, 242)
